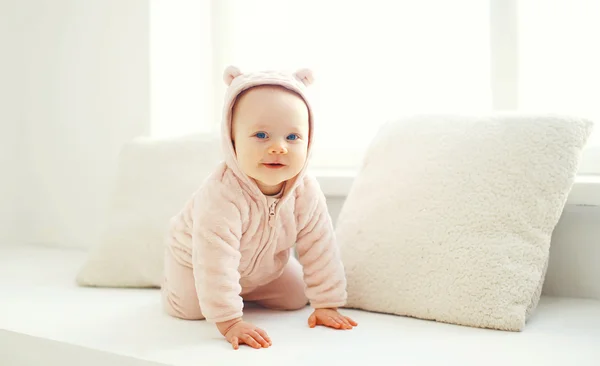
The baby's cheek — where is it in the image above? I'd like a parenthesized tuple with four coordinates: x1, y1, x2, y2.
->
(293, 153, 308, 168)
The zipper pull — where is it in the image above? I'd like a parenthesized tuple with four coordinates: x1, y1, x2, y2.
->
(268, 202, 276, 227)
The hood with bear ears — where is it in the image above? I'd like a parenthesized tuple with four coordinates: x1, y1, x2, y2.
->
(219, 65, 316, 202)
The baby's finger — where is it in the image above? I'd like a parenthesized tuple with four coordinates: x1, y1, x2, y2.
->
(250, 330, 269, 348)
(256, 328, 272, 345)
(334, 316, 350, 329)
(308, 313, 317, 328)
(231, 336, 239, 350)
(332, 316, 346, 326)
(345, 316, 358, 326)
(338, 317, 352, 329)
(242, 334, 261, 349)
(326, 317, 341, 329)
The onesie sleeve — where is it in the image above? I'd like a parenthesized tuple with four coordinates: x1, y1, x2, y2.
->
(295, 177, 347, 309)
(191, 184, 244, 323)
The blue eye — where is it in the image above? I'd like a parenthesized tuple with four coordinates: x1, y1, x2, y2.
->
(287, 134, 299, 141)
(255, 132, 267, 139)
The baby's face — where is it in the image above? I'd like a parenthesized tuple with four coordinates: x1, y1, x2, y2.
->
(231, 86, 309, 195)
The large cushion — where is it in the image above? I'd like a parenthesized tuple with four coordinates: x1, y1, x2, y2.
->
(76, 134, 221, 287)
(336, 113, 594, 331)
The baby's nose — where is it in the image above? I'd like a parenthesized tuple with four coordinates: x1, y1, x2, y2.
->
(269, 143, 288, 154)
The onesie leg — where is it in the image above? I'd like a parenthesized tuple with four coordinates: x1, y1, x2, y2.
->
(244, 256, 309, 311)
(161, 245, 205, 320)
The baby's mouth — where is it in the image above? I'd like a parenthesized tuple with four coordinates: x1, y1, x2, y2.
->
(263, 163, 286, 169)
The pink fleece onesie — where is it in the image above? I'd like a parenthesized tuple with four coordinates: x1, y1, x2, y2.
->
(161, 67, 348, 324)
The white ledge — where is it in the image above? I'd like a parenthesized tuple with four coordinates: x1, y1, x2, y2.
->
(312, 169, 600, 207)
(568, 175, 600, 206)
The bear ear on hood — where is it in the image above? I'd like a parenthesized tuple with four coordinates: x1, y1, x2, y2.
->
(223, 65, 242, 86)
(293, 68, 314, 86)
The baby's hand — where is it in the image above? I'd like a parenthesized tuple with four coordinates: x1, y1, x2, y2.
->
(308, 308, 358, 330)
(220, 319, 272, 350)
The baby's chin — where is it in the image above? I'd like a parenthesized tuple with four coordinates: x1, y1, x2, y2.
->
(251, 171, 299, 187)
(255, 174, 289, 187)
(240, 163, 304, 184)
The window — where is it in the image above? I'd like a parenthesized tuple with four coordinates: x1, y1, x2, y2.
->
(149, 0, 214, 138)
(150, 0, 599, 173)
(517, 0, 600, 174)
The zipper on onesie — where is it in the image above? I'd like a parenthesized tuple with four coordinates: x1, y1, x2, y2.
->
(245, 200, 278, 277)
(268, 201, 276, 227)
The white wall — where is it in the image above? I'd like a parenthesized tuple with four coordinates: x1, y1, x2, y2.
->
(0, 120, 20, 246)
(0, 1, 24, 245)
(0, 122, 19, 245)
(544, 205, 600, 300)
(15, 0, 150, 248)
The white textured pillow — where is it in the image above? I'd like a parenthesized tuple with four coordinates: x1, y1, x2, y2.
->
(337, 113, 594, 331)
(76, 134, 221, 287)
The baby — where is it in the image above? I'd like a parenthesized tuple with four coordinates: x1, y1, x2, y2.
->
(161, 66, 357, 350)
